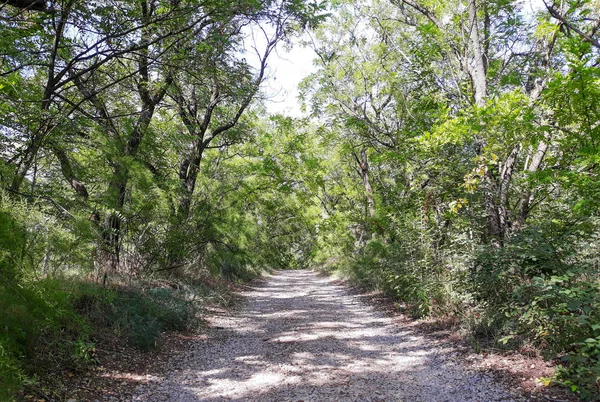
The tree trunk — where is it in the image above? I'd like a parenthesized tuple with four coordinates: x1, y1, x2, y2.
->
(359, 148, 376, 219)
(517, 139, 549, 226)
(97, 0, 172, 279)
(100, 163, 128, 282)
(497, 144, 520, 238)
(482, 169, 503, 244)
(468, 0, 487, 108)
(178, 140, 205, 219)
(53, 146, 89, 197)
(353, 148, 381, 241)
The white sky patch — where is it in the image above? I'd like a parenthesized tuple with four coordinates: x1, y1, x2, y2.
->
(262, 39, 316, 117)
(241, 22, 317, 118)
(525, 0, 547, 14)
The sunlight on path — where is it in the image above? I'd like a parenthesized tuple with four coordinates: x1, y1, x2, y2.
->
(130, 270, 523, 402)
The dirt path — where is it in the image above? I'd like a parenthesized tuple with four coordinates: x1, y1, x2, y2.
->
(130, 270, 524, 401)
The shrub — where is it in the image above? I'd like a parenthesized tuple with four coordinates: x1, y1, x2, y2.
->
(0, 270, 200, 400)
(0, 205, 93, 400)
(0, 279, 93, 400)
(553, 335, 600, 400)
(72, 282, 199, 350)
(471, 224, 600, 399)
(0, 340, 23, 401)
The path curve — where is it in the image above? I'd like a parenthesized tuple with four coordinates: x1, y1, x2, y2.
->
(131, 270, 523, 401)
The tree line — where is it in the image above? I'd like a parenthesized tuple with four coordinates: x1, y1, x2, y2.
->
(0, 0, 324, 398)
(302, 0, 600, 398)
(1, 0, 323, 279)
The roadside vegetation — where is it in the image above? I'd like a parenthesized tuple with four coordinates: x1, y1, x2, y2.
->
(303, 1, 600, 399)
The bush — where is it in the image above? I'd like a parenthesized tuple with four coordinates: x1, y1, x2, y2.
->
(553, 335, 600, 400)
(0, 274, 200, 400)
(72, 282, 199, 350)
(338, 238, 456, 319)
(0, 341, 23, 401)
(0, 278, 93, 401)
(471, 224, 600, 399)
(332, 217, 600, 398)
(0, 205, 93, 400)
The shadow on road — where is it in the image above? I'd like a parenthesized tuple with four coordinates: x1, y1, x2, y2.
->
(132, 270, 519, 402)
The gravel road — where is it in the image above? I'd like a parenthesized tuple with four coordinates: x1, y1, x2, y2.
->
(130, 270, 525, 401)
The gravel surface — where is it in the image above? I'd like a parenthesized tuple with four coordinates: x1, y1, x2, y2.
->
(129, 270, 526, 401)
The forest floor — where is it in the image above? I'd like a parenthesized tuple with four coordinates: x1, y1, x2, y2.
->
(92, 269, 574, 402)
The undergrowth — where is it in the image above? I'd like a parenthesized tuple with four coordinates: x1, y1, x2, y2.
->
(71, 281, 201, 350)
(0, 275, 219, 401)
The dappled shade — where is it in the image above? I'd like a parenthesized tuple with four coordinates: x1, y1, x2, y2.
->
(132, 271, 520, 401)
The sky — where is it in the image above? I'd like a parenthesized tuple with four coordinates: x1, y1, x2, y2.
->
(260, 39, 317, 117)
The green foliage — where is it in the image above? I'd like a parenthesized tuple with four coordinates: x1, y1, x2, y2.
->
(469, 223, 600, 398)
(0, 194, 201, 397)
(0, 277, 92, 400)
(337, 234, 461, 319)
(72, 282, 198, 350)
(0, 197, 94, 399)
(0, 274, 201, 399)
(554, 335, 600, 400)
(0, 209, 26, 281)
